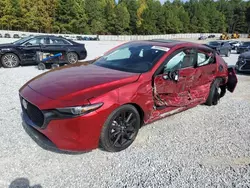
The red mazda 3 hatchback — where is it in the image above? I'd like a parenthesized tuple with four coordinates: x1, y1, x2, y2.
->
(19, 40, 237, 152)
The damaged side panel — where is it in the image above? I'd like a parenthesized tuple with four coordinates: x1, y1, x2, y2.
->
(153, 67, 213, 107)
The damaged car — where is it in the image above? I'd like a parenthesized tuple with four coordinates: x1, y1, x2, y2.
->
(19, 40, 238, 152)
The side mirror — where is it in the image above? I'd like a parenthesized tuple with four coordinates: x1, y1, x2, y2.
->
(24, 42, 32, 46)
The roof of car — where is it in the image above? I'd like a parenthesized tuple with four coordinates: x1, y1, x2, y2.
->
(128, 39, 212, 50)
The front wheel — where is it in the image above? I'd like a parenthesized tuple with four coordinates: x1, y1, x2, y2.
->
(1, 53, 20, 68)
(67, 52, 78, 64)
(100, 104, 140, 152)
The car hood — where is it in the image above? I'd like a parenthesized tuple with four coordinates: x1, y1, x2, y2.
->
(207, 44, 219, 48)
(239, 51, 250, 59)
(25, 63, 140, 103)
(0, 43, 15, 48)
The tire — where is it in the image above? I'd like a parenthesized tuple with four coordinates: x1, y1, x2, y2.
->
(226, 50, 230, 57)
(100, 104, 140, 152)
(1, 53, 20, 68)
(37, 63, 46, 70)
(205, 79, 222, 106)
(66, 52, 78, 64)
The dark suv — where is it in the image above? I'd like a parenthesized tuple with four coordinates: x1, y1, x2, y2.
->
(235, 51, 250, 72)
(206, 41, 231, 57)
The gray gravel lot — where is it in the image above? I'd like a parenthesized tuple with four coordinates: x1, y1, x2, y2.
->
(0, 41, 250, 188)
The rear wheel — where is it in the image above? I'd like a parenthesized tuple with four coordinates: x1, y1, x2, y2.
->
(100, 105, 140, 152)
(67, 52, 78, 64)
(205, 79, 222, 106)
(1, 53, 20, 68)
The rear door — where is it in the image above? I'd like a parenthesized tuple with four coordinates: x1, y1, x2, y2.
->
(42, 37, 72, 62)
(220, 42, 228, 55)
(188, 48, 217, 101)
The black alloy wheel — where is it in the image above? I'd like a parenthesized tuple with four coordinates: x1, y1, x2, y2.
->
(100, 105, 140, 152)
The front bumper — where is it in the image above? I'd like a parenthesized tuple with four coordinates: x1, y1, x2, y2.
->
(21, 106, 104, 151)
(19, 86, 106, 151)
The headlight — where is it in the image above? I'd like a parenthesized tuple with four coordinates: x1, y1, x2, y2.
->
(56, 103, 103, 116)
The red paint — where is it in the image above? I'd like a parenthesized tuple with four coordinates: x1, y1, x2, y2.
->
(19, 41, 237, 151)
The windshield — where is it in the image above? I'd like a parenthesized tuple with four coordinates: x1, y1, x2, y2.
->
(242, 42, 250, 46)
(13, 36, 33, 45)
(93, 43, 168, 73)
(208, 41, 220, 46)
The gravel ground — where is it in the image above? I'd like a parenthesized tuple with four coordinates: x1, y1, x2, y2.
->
(0, 41, 250, 188)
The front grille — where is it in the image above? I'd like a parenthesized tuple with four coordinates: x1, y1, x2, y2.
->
(242, 60, 250, 70)
(21, 97, 44, 127)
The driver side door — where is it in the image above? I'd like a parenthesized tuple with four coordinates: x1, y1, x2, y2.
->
(153, 48, 197, 107)
(19, 37, 47, 64)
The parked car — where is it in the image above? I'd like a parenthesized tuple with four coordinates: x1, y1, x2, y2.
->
(0, 35, 87, 68)
(21, 34, 27, 38)
(4, 33, 11, 38)
(208, 35, 216, 38)
(19, 40, 238, 152)
(206, 41, 231, 57)
(198, 35, 207, 40)
(229, 40, 242, 51)
(76, 36, 84, 40)
(0, 34, 2, 38)
(237, 42, 250, 54)
(235, 51, 250, 72)
(13, 34, 20, 38)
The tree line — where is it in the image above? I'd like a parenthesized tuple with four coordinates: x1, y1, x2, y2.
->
(0, 0, 250, 35)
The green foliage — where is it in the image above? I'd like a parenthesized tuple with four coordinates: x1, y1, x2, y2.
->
(114, 2, 130, 34)
(0, 0, 249, 34)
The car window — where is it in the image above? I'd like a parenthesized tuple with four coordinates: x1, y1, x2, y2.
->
(208, 42, 220, 46)
(49, 38, 71, 45)
(197, 53, 211, 66)
(106, 48, 131, 61)
(242, 42, 250, 46)
(163, 49, 196, 73)
(93, 43, 167, 73)
(23, 38, 46, 45)
(196, 49, 215, 66)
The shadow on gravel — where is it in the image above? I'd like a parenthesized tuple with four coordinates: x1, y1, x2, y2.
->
(22, 120, 92, 155)
(9, 178, 42, 188)
(236, 72, 250, 76)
